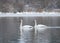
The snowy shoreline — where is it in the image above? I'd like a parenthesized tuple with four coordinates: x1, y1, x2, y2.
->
(0, 12, 60, 17)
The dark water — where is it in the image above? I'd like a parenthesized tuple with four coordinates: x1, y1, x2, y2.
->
(0, 17, 60, 43)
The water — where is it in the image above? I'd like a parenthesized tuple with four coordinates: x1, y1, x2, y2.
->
(17, 19, 51, 43)
(19, 25, 33, 43)
(34, 20, 51, 43)
(0, 12, 60, 43)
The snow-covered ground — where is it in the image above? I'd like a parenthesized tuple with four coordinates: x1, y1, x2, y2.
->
(0, 12, 60, 17)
